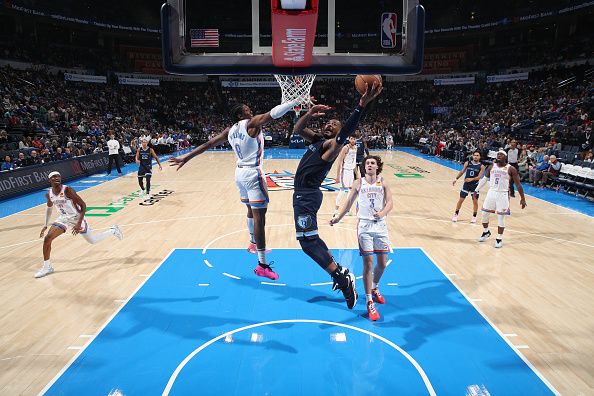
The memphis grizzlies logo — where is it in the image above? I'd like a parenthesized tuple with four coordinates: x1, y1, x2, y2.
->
(265, 170, 338, 191)
(297, 215, 312, 230)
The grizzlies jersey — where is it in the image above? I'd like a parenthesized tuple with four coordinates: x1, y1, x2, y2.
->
(228, 119, 264, 167)
(465, 161, 482, 179)
(294, 140, 333, 190)
(138, 147, 152, 176)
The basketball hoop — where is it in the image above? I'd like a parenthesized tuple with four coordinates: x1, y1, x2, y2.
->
(274, 74, 316, 116)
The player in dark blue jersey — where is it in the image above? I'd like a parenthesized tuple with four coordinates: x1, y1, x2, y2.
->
(292, 82, 382, 309)
(452, 150, 485, 223)
(355, 130, 369, 178)
(136, 138, 162, 198)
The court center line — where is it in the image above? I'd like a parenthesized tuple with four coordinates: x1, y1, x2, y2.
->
(222, 272, 241, 280)
(198, 283, 209, 287)
(203, 259, 213, 268)
(162, 319, 436, 396)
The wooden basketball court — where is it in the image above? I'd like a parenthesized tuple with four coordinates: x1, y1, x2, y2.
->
(1, 149, 592, 395)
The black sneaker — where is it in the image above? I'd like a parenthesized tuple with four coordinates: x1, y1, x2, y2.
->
(332, 267, 358, 309)
(478, 230, 491, 242)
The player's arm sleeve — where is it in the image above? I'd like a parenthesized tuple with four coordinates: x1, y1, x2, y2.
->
(44, 204, 53, 227)
(475, 166, 490, 191)
(336, 106, 363, 145)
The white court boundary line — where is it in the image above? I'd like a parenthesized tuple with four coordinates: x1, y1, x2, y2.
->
(419, 247, 560, 396)
(161, 319, 436, 396)
(38, 248, 176, 396)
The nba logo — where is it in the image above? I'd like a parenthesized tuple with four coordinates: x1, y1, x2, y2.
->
(381, 13, 397, 49)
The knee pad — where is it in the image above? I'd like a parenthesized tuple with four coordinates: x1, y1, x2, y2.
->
(299, 237, 333, 270)
(481, 211, 490, 224)
(497, 214, 506, 228)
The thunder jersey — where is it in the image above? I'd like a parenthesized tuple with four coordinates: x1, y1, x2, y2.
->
(489, 163, 510, 192)
(228, 119, 264, 167)
(343, 144, 357, 170)
(465, 161, 482, 181)
(49, 185, 80, 219)
(357, 176, 385, 221)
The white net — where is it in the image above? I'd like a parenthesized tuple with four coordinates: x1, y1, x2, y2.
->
(274, 74, 316, 115)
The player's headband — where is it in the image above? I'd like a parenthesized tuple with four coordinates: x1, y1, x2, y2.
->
(48, 171, 61, 178)
(497, 149, 507, 156)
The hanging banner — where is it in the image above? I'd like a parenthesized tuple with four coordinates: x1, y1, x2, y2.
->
(64, 73, 107, 84)
(486, 72, 529, 83)
(221, 80, 279, 88)
(118, 77, 160, 86)
(433, 76, 475, 86)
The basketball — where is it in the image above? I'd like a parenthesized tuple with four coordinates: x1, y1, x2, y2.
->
(355, 75, 383, 95)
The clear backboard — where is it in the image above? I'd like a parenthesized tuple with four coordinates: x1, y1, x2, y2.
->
(161, 0, 424, 75)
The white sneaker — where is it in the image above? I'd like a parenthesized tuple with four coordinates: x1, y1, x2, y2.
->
(494, 239, 503, 248)
(470, 216, 477, 224)
(35, 263, 54, 278)
(451, 214, 458, 222)
(112, 225, 123, 241)
(478, 230, 491, 242)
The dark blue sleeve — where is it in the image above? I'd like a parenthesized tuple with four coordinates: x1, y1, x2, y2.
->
(336, 106, 363, 145)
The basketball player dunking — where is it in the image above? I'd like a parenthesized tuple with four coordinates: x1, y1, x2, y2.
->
(136, 138, 162, 197)
(330, 155, 393, 320)
(291, 82, 382, 309)
(475, 150, 527, 248)
(334, 135, 359, 215)
(169, 100, 296, 280)
(36, 171, 123, 278)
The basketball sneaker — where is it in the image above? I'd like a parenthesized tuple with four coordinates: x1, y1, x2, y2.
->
(367, 301, 380, 321)
(247, 243, 272, 254)
(111, 225, 123, 241)
(494, 239, 503, 248)
(470, 216, 477, 224)
(331, 266, 358, 309)
(478, 230, 491, 242)
(451, 214, 458, 222)
(35, 263, 54, 278)
(372, 287, 385, 304)
(247, 242, 257, 254)
(254, 262, 279, 280)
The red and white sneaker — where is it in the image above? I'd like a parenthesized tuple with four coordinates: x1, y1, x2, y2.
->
(247, 242, 257, 254)
(254, 262, 279, 280)
(247, 243, 272, 254)
(372, 287, 385, 304)
(367, 301, 380, 321)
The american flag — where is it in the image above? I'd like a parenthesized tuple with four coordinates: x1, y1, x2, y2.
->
(190, 29, 219, 47)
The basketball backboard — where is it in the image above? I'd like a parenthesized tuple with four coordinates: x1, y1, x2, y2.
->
(161, 0, 424, 75)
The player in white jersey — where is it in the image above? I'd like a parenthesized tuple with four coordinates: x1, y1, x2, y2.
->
(335, 135, 360, 213)
(169, 100, 297, 280)
(36, 171, 123, 278)
(475, 150, 527, 248)
(330, 155, 393, 321)
(386, 134, 394, 150)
